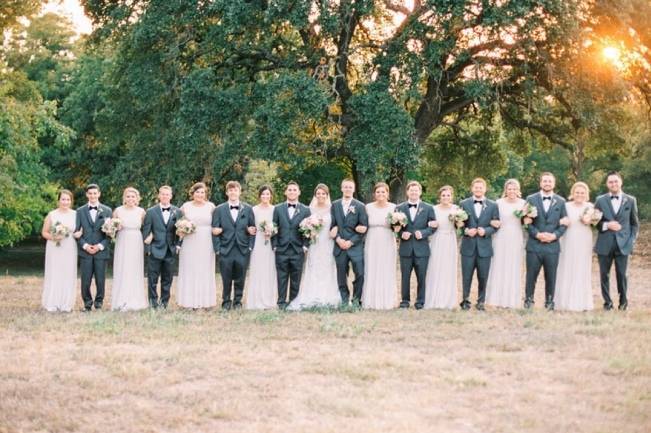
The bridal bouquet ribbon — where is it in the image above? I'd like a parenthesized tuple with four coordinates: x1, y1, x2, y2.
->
(175, 218, 196, 236)
(448, 208, 469, 236)
(101, 217, 122, 240)
(258, 220, 278, 245)
(299, 215, 323, 244)
(49, 221, 70, 246)
(514, 203, 538, 229)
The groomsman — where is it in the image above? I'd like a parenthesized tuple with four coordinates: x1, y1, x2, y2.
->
(459, 178, 500, 311)
(396, 181, 436, 309)
(75, 183, 112, 311)
(212, 181, 256, 310)
(594, 171, 639, 310)
(142, 185, 182, 309)
(272, 182, 311, 309)
(524, 172, 568, 310)
(330, 179, 369, 306)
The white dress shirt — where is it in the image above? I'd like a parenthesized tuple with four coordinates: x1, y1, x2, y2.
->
(407, 201, 419, 221)
(540, 192, 552, 213)
(228, 201, 240, 222)
(160, 204, 171, 225)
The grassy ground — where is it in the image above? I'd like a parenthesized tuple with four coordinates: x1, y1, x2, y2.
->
(1, 226, 650, 433)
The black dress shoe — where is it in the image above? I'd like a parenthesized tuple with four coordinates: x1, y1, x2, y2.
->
(545, 302, 554, 311)
(94, 304, 103, 310)
(604, 303, 614, 311)
(149, 300, 159, 309)
(524, 299, 533, 309)
(618, 302, 628, 311)
(414, 303, 423, 310)
(476, 303, 485, 311)
(83, 307, 92, 312)
(221, 302, 232, 311)
(160, 302, 168, 309)
(460, 302, 471, 311)
(233, 302, 243, 310)
(399, 302, 410, 309)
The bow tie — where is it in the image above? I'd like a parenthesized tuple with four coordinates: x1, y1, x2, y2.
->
(474, 200, 483, 205)
(408, 203, 417, 208)
(230, 205, 239, 210)
(542, 196, 552, 201)
(161, 207, 170, 212)
(287, 204, 297, 208)
(89, 206, 98, 210)
(611, 195, 619, 200)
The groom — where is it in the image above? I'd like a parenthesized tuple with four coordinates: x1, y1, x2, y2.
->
(75, 183, 112, 311)
(524, 172, 568, 310)
(459, 178, 500, 311)
(594, 171, 639, 310)
(330, 179, 368, 306)
(142, 185, 182, 309)
(272, 181, 311, 309)
(212, 181, 256, 310)
(396, 181, 436, 309)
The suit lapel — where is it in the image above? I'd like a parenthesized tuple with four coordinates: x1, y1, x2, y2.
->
(155, 206, 167, 227)
(617, 195, 628, 217)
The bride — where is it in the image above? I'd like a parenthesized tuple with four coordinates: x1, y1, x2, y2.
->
(288, 183, 341, 310)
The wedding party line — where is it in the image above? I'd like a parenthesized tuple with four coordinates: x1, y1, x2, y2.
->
(40, 171, 639, 313)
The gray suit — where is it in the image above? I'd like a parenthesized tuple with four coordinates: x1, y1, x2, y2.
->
(524, 192, 568, 306)
(330, 198, 368, 304)
(142, 204, 182, 307)
(212, 202, 255, 308)
(272, 202, 311, 308)
(396, 201, 436, 308)
(594, 192, 639, 307)
(459, 197, 499, 307)
(75, 203, 112, 309)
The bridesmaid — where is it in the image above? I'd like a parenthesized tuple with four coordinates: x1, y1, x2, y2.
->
(41, 190, 78, 312)
(554, 181, 594, 311)
(486, 179, 526, 308)
(246, 185, 278, 309)
(177, 182, 217, 309)
(424, 186, 457, 309)
(111, 187, 148, 311)
(361, 182, 398, 309)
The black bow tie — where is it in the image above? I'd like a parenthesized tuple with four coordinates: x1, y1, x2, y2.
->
(408, 203, 417, 208)
(611, 195, 619, 200)
(89, 206, 98, 210)
(287, 203, 297, 208)
(230, 205, 239, 210)
(161, 207, 170, 212)
(542, 196, 552, 201)
(474, 200, 483, 205)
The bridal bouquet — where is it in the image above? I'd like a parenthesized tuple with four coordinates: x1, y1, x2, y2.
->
(175, 218, 196, 237)
(49, 221, 70, 246)
(514, 203, 538, 229)
(387, 211, 408, 234)
(581, 206, 603, 227)
(258, 220, 278, 245)
(299, 215, 323, 244)
(448, 208, 469, 236)
(101, 218, 122, 240)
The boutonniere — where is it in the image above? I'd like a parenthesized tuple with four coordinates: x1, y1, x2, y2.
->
(349, 206, 356, 214)
(417, 207, 423, 215)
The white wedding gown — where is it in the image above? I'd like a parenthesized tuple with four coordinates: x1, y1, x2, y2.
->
(288, 206, 340, 310)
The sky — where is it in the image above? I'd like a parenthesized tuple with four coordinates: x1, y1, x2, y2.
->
(42, 0, 93, 35)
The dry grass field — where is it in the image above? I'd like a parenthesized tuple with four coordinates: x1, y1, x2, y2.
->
(1, 225, 650, 433)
